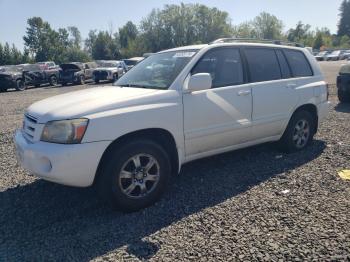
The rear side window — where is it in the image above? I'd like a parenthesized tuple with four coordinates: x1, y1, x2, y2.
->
(283, 50, 313, 77)
(192, 48, 244, 88)
(244, 48, 281, 82)
(275, 49, 292, 79)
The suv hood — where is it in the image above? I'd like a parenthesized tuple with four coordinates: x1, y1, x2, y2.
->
(26, 86, 162, 123)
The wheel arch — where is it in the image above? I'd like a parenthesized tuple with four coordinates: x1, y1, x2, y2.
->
(292, 103, 318, 134)
(93, 128, 179, 186)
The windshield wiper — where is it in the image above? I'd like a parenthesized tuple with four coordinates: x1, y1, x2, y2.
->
(118, 84, 149, 88)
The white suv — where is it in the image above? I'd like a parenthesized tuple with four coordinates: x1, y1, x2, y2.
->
(14, 39, 330, 211)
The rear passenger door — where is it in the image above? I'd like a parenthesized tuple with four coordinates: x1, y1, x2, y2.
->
(243, 47, 299, 140)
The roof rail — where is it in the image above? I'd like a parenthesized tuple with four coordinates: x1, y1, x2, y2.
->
(210, 38, 304, 48)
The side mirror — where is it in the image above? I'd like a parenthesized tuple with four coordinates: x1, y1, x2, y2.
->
(187, 73, 212, 92)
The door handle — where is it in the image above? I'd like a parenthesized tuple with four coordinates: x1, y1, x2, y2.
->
(286, 83, 297, 89)
(237, 90, 251, 96)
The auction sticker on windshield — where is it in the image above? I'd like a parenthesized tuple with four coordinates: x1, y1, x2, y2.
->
(173, 52, 196, 58)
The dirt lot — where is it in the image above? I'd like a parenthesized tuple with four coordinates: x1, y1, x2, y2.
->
(0, 62, 349, 261)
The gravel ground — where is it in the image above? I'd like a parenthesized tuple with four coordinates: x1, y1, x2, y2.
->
(0, 64, 349, 261)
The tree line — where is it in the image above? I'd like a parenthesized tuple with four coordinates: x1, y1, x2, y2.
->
(1, 1, 350, 66)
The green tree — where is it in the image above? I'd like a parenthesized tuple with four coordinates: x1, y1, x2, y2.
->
(68, 26, 82, 49)
(252, 12, 284, 39)
(139, 3, 232, 53)
(3, 43, 12, 65)
(338, 0, 350, 37)
(313, 33, 324, 50)
(287, 22, 312, 42)
(119, 21, 138, 49)
(0, 43, 4, 65)
(232, 22, 257, 38)
(91, 31, 119, 60)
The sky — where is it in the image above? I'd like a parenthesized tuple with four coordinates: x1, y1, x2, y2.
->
(0, 0, 343, 50)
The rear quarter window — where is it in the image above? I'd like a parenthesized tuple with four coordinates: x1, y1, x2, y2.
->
(244, 48, 281, 83)
(283, 50, 313, 77)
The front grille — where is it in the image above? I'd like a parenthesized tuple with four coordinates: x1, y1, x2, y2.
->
(94, 71, 108, 79)
(23, 113, 38, 142)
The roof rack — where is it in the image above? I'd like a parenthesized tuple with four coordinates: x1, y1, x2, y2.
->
(210, 38, 304, 48)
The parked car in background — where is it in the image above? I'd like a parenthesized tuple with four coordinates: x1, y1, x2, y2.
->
(337, 63, 350, 103)
(325, 50, 344, 61)
(92, 60, 127, 83)
(23, 64, 60, 87)
(14, 40, 329, 211)
(315, 51, 330, 61)
(59, 62, 91, 86)
(123, 57, 144, 71)
(0, 65, 25, 92)
(37, 61, 59, 70)
(340, 51, 350, 60)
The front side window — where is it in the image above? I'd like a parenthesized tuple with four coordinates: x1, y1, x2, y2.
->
(244, 48, 281, 83)
(283, 50, 313, 77)
(115, 50, 197, 89)
(191, 48, 244, 88)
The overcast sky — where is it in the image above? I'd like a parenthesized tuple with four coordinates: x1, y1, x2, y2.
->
(0, 0, 343, 50)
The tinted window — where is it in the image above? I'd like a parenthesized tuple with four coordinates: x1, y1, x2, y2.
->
(192, 48, 244, 88)
(283, 50, 313, 77)
(275, 49, 292, 79)
(244, 48, 281, 82)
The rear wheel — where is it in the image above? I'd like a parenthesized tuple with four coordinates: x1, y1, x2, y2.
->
(15, 79, 26, 91)
(96, 139, 171, 212)
(338, 89, 350, 103)
(279, 110, 315, 153)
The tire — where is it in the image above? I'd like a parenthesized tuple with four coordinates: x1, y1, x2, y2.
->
(15, 79, 26, 91)
(338, 89, 350, 103)
(278, 110, 315, 153)
(49, 75, 58, 86)
(35, 84, 40, 88)
(96, 139, 171, 212)
(79, 75, 85, 85)
(94, 79, 99, 84)
(61, 82, 67, 86)
(112, 73, 118, 82)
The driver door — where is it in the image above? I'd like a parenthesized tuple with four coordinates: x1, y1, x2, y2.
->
(183, 48, 252, 157)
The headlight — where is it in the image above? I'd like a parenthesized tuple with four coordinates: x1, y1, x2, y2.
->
(41, 118, 89, 144)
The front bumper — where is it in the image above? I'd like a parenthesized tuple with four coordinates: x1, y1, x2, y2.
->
(0, 78, 16, 89)
(14, 130, 110, 187)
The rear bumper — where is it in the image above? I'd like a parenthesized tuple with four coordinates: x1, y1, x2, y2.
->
(14, 130, 110, 187)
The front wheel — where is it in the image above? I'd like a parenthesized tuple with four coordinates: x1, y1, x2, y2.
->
(79, 75, 85, 85)
(96, 139, 171, 212)
(278, 110, 315, 153)
(49, 75, 58, 86)
(15, 79, 26, 91)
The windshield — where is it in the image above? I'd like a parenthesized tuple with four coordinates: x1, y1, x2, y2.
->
(1, 66, 19, 72)
(23, 64, 41, 71)
(100, 61, 118, 67)
(331, 51, 341, 55)
(124, 59, 139, 66)
(115, 50, 197, 89)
